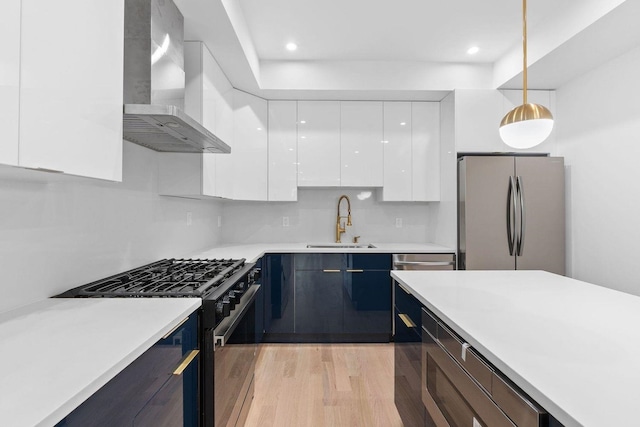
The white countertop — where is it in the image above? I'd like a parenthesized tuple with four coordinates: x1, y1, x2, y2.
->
(191, 242, 454, 263)
(391, 270, 640, 427)
(0, 298, 201, 427)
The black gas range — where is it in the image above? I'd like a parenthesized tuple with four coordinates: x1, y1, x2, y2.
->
(57, 258, 261, 427)
(59, 258, 258, 330)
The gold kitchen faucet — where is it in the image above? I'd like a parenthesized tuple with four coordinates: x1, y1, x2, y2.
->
(336, 195, 352, 243)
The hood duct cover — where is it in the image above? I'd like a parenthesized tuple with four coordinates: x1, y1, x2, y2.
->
(122, 0, 230, 153)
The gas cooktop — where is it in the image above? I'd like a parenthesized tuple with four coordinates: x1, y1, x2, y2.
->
(63, 258, 247, 298)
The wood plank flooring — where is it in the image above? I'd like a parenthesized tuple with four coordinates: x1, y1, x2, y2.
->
(244, 343, 403, 427)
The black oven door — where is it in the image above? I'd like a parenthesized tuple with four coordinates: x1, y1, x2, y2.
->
(204, 284, 260, 427)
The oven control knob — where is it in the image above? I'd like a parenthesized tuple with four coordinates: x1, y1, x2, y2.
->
(216, 301, 230, 318)
(224, 296, 235, 311)
(229, 290, 242, 304)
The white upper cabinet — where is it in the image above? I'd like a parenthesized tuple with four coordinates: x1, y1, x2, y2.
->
(297, 101, 341, 187)
(340, 101, 384, 187)
(180, 41, 234, 198)
(18, 0, 124, 181)
(199, 42, 234, 198)
(0, 0, 20, 166)
(232, 89, 268, 200)
(268, 101, 298, 201)
(382, 102, 440, 201)
(412, 102, 440, 201)
(382, 102, 413, 200)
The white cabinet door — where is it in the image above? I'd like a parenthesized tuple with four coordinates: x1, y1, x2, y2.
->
(183, 41, 234, 198)
(382, 102, 412, 200)
(268, 101, 298, 201)
(0, 0, 20, 166)
(297, 101, 341, 187)
(340, 101, 383, 187)
(381, 102, 440, 201)
(232, 89, 268, 200)
(19, 0, 124, 181)
(211, 86, 235, 198)
(412, 102, 440, 201)
(201, 43, 235, 198)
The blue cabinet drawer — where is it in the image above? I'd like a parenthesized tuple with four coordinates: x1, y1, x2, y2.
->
(346, 253, 392, 270)
(294, 253, 345, 270)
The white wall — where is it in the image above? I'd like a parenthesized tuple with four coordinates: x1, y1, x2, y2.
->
(219, 188, 430, 244)
(427, 92, 457, 250)
(556, 44, 640, 295)
(0, 141, 223, 313)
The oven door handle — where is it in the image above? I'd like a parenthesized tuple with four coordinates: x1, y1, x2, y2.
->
(213, 284, 260, 348)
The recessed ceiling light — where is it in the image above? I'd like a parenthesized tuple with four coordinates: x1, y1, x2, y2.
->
(286, 42, 298, 51)
(467, 46, 480, 55)
(400, 122, 406, 126)
(299, 120, 306, 124)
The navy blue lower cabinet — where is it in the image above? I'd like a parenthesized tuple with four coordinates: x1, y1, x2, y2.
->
(262, 254, 295, 340)
(263, 253, 393, 342)
(295, 269, 344, 338)
(343, 270, 391, 340)
(56, 314, 199, 427)
(394, 285, 425, 427)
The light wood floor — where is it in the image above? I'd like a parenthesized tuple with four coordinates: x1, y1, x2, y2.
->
(244, 343, 403, 427)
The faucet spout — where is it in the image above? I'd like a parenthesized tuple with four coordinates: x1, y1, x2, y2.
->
(336, 195, 352, 243)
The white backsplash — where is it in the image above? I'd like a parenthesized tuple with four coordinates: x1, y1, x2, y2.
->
(220, 188, 431, 244)
(0, 142, 222, 313)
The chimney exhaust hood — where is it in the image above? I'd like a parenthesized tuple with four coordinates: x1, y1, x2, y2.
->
(122, 0, 230, 153)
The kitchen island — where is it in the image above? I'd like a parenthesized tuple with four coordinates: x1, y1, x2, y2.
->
(391, 270, 640, 427)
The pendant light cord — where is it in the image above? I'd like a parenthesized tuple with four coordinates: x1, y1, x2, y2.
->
(522, 0, 528, 105)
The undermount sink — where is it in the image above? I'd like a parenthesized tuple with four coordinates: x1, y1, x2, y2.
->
(306, 243, 376, 249)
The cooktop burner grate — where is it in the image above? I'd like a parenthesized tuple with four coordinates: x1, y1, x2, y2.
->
(77, 258, 246, 297)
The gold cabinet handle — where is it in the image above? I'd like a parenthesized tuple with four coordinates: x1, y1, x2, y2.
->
(346, 269, 363, 273)
(398, 313, 416, 328)
(173, 349, 200, 375)
(397, 283, 412, 295)
(322, 269, 341, 273)
(162, 317, 189, 339)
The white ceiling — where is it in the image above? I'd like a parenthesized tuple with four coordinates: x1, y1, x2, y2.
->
(176, 0, 640, 100)
(238, 0, 559, 63)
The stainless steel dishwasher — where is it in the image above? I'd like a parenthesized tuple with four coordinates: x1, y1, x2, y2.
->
(392, 253, 455, 342)
(392, 253, 456, 271)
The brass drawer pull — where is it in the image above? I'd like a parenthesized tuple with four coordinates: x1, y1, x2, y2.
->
(322, 269, 341, 273)
(162, 317, 189, 340)
(398, 313, 416, 328)
(173, 350, 200, 375)
(397, 283, 412, 295)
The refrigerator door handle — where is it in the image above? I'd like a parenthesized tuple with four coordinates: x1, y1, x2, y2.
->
(516, 176, 526, 256)
(507, 176, 516, 256)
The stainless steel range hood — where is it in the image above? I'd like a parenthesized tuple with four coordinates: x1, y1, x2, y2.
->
(123, 0, 230, 153)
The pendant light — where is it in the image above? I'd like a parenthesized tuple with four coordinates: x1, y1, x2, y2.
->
(499, 0, 554, 149)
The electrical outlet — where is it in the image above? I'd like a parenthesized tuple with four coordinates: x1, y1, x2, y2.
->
(186, 212, 192, 226)
(217, 216, 222, 227)
(395, 218, 403, 228)
(282, 216, 290, 227)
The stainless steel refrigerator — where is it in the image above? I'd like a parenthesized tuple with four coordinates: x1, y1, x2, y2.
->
(458, 155, 565, 275)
